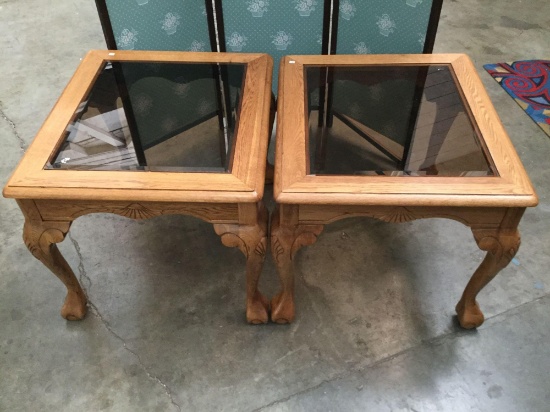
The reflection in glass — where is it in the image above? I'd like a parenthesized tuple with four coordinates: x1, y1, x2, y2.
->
(46, 61, 245, 172)
(307, 65, 495, 176)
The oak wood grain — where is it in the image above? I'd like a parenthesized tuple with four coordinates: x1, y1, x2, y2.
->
(35, 199, 240, 223)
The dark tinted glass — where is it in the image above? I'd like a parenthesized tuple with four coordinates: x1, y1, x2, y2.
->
(307, 65, 495, 176)
(46, 61, 246, 172)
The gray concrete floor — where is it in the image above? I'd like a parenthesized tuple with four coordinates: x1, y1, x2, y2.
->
(1, 0, 549, 410)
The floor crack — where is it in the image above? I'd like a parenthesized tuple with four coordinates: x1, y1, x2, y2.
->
(68, 233, 92, 291)
(68, 232, 182, 412)
(252, 369, 352, 412)
(88, 303, 183, 412)
(0, 102, 26, 151)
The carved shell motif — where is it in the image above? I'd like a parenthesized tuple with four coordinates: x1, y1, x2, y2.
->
(376, 207, 417, 223)
(254, 238, 267, 258)
(119, 203, 157, 220)
(271, 237, 285, 263)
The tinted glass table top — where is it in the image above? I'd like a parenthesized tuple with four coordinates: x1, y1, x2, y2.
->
(46, 61, 245, 172)
(306, 64, 495, 177)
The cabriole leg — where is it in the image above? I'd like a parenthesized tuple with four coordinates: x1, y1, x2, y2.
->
(456, 228, 521, 329)
(214, 202, 269, 324)
(270, 206, 323, 324)
(22, 213, 88, 320)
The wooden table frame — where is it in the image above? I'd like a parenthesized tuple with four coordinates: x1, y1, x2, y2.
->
(272, 54, 538, 328)
(3, 50, 273, 324)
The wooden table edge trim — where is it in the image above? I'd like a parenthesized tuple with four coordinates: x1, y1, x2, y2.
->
(285, 53, 466, 65)
(5, 51, 105, 188)
(3, 186, 262, 203)
(88, 49, 266, 63)
(232, 54, 273, 195)
(273, 191, 538, 208)
(450, 54, 537, 196)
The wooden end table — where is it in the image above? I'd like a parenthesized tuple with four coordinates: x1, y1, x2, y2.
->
(3, 50, 273, 324)
(272, 54, 538, 328)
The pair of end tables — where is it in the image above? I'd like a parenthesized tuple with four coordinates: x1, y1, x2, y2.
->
(3, 51, 537, 329)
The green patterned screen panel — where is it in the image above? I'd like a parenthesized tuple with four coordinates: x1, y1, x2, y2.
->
(336, 0, 434, 54)
(221, 0, 324, 94)
(104, 0, 212, 51)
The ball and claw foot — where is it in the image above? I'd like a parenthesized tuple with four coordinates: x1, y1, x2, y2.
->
(247, 292, 270, 324)
(61, 290, 88, 321)
(455, 298, 484, 329)
(270, 292, 294, 324)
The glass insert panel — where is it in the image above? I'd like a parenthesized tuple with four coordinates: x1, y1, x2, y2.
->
(307, 65, 495, 176)
(46, 61, 246, 172)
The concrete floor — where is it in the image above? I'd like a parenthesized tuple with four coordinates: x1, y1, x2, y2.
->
(1, 0, 549, 410)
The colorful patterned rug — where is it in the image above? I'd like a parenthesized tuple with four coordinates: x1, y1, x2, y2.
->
(484, 60, 550, 137)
